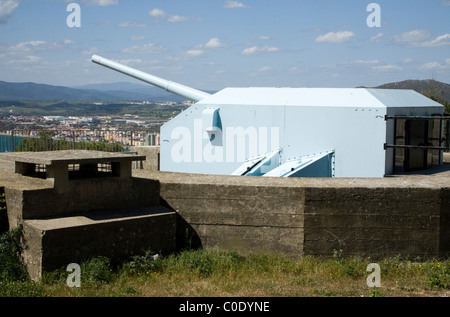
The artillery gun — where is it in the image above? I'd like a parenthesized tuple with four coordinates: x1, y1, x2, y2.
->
(91, 55, 446, 177)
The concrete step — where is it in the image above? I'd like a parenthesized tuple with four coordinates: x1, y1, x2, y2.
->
(22, 205, 176, 281)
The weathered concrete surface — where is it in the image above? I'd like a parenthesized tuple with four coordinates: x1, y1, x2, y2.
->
(0, 150, 146, 166)
(0, 152, 175, 281)
(303, 186, 443, 258)
(136, 170, 450, 259)
(1, 150, 449, 281)
(4, 176, 160, 228)
(22, 206, 176, 280)
(130, 146, 160, 171)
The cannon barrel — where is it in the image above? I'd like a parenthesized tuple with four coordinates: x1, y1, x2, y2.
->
(91, 55, 211, 102)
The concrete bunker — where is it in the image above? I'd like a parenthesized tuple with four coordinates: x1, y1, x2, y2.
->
(0, 150, 176, 281)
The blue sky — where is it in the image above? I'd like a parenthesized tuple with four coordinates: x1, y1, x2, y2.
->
(0, 0, 449, 91)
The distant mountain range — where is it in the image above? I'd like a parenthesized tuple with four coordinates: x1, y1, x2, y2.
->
(0, 81, 185, 102)
(0, 79, 449, 103)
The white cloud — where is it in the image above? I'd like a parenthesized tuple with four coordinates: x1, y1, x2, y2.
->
(130, 35, 145, 41)
(419, 62, 443, 71)
(121, 43, 166, 54)
(0, 0, 20, 24)
(440, 1, 450, 6)
(393, 30, 450, 47)
(204, 38, 225, 49)
(371, 64, 402, 72)
(118, 21, 146, 28)
(5, 40, 48, 53)
(167, 15, 191, 23)
(402, 58, 413, 64)
(79, 0, 118, 6)
(370, 33, 384, 43)
(393, 30, 430, 43)
(81, 47, 100, 55)
(257, 66, 271, 72)
(149, 8, 199, 23)
(241, 46, 279, 56)
(343, 59, 379, 66)
(418, 34, 450, 47)
(223, 1, 250, 9)
(149, 8, 166, 18)
(7, 54, 41, 65)
(315, 31, 355, 43)
(175, 38, 226, 60)
(419, 59, 450, 71)
(185, 49, 204, 57)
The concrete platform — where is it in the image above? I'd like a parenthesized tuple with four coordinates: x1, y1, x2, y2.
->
(1, 149, 143, 162)
(0, 151, 176, 281)
(1, 150, 146, 193)
(22, 205, 175, 280)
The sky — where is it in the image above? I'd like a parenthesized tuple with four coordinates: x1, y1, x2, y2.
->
(0, 0, 449, 92)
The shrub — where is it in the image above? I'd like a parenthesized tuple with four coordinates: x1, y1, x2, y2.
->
(0, 192, 6, 211)
(15, 130, 125, 153)
(0, 227, 28, 282)
(81, 256, 113, 283)
(122, 250, 161, 275)
(0, 192, 8, 233)
(427, 260, 450, 289)
(0, 280, 44, 297)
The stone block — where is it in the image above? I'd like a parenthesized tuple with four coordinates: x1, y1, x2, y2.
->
(22, 206, 176, 281)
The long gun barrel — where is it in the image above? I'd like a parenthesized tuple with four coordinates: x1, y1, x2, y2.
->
(91, 55, 211, 102)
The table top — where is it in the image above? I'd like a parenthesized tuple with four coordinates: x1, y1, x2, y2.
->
(1, 150, 146, 165)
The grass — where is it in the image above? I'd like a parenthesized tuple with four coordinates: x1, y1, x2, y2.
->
(0, 228, 449, 297)
(15, 250, 450, 297)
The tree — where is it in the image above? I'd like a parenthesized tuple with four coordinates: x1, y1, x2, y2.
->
(422, 86, 449, 113)
(15, 130, 125, 153)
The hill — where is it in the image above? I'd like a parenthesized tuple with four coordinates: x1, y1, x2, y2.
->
(0, 81, 183, 102)
(1, 78, 449, 104)
(374, 79, 450, 103)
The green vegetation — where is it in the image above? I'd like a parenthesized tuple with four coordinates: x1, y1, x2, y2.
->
(0, 228, 448, 297)
(0, 228, 28, 288)
(0, 192, 5, 212)
(0, 99, 187, 118)
(14, 130, 125, 152)
(422, 85, 450, 113)
(0, 191, 7, 234)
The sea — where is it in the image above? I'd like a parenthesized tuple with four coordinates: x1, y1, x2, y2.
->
(0, 134, 25, 152)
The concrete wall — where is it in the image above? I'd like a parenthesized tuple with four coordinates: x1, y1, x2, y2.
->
(130, 146, 160, 171)
(5, 177, 160, 228)
(0, 154, 175, 280)
(303, 186, 444, 258)
(1, 148, 449, 280)
(22, 207, 176, 277)
(137, 170, 450, 259)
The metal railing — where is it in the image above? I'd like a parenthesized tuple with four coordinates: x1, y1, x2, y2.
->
(384, 114, 450, 152)
(0, 129, 160, 153)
